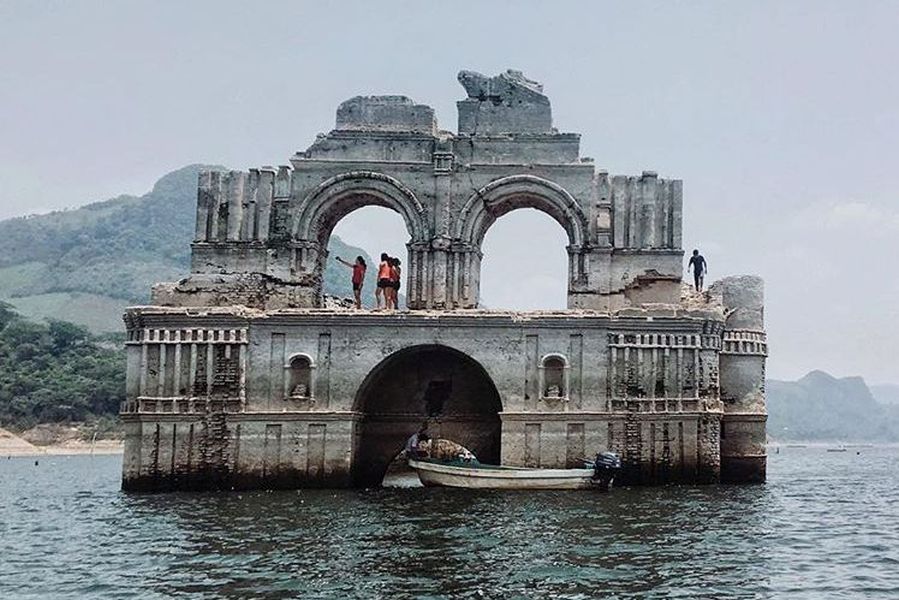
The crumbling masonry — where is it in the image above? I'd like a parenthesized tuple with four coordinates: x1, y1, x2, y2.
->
(121, 69, 767, 490)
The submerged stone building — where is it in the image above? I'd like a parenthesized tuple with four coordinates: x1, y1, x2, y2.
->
(121, 69, 767, 490)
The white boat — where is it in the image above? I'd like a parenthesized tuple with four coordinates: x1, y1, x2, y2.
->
(408, 458, 601, 490)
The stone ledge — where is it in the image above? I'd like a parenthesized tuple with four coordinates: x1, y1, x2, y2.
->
(124, 305, 726, 327)
(499, 411, 721, 421)
(121, 411, 364, 422)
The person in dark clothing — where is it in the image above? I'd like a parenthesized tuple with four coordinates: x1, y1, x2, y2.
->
(688, 249, 708, 292)
(404, 425, 430, 460)
(388, 257, 401, 310)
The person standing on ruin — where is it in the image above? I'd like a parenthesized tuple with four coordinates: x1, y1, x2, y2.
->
(688, 249, 708, 292)
(335, 255, 366, 309)
(389, 257, 402, 310)
(376, 253, 392, 310)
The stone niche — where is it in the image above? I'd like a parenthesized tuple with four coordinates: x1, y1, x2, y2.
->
(335, 95, 437, 135)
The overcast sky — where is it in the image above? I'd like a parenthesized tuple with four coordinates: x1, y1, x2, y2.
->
(1, 1, 897, 383)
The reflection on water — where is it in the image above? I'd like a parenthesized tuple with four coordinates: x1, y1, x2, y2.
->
(1, 448, 898, 599)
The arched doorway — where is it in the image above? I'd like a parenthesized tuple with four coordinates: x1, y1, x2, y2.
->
(292, 171, 429, 308)
(352, 345, 502, 487)
(454, 175, 589, 309)
(480, 209, 569, 309)
(330, 206, 410, 308)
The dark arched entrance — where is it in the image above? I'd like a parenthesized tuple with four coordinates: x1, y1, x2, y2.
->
(352, 345, 502, 487)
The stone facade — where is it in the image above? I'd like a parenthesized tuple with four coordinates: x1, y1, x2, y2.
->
(122, 69, 767, 490)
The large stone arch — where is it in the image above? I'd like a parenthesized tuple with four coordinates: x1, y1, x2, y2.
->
(451, 175, 590, 308)
(351, 344, 503, 487)
(290, 171, 429, 307)
(293, 171, 428, 244)
(455, 174, 589, 249)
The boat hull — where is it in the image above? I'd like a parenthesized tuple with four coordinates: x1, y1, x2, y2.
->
(408, 459, 598, 490)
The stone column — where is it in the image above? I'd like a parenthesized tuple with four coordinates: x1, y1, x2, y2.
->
(256, 168, 275, 242)
(430, 237, 451, 309)
(406, 241, 430, 309)
(195, 171, 213, 241)
(226, 171, 246, 242)
(712, 275, 767, 483)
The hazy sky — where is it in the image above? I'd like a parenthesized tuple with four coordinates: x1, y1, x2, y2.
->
(1, 1, 897, 383)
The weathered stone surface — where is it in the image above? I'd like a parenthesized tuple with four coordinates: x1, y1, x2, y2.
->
(335, 95, 437, 135)
(457, 69, 553, 134)
(711, 275, 768, 483)
(121, 68, 767, 491)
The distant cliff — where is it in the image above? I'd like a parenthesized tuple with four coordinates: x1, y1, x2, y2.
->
(767, 370, 899, 442)
(0, 165, 377, 331)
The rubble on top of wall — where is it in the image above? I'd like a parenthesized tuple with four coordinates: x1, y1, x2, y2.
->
(680, 283, 721, 310)
(456, 69, 554, 135)
(322, 295, 355, 309)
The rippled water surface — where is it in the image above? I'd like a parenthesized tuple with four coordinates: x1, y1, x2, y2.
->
(1, 447, 898, 599)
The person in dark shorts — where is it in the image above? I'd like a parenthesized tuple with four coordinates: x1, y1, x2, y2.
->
(335, 255, 366, 309)
(688, 249, 708, 292)
(376, 253, 391, 310)
(388, 257, 401, 309)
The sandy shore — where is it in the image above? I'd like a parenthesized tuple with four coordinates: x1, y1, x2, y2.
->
(0, 428, 123, 457)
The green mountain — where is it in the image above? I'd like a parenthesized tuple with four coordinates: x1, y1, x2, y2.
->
(0, 165, 379, 331)
(767, 370, 899, 442)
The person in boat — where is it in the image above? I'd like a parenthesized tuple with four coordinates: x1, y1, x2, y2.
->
(687, 249, 708, 292)
(334, 255, 366, 309)
(388, 257, 401, 309)
(375, 253, 391, 310)
(404, 426, 430, 460)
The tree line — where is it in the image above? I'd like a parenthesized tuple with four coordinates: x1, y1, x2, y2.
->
(0, 302, 124, 429)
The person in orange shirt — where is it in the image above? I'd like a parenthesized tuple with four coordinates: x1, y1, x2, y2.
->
(376, 253, 391, 310)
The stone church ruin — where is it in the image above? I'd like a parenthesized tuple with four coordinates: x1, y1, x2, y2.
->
(121, 69, 767, 490)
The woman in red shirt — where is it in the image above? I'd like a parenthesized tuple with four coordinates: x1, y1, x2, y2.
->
(335, 255, 367, 309)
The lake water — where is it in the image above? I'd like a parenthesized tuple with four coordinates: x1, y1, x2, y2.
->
(1, 447, 898, 599)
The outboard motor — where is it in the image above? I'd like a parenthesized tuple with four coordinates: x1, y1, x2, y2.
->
(591, 451, 622, 490)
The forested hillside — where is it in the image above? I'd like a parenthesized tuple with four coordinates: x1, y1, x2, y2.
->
(0, 165, 378, 330)
(0, 302, 124, 428)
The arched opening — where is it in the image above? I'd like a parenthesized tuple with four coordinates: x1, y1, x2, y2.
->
(480, 209, 569, 309)
(329, 205, 409, 309)
(352, 345, 502, 487)
(456, 176, 588, 310)
(292, 172, 427, 310)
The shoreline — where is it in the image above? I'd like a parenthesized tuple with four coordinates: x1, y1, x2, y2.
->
(767, 441, 898, 448)
(2, 441, 124, 457)
(1, 427, 123, 457)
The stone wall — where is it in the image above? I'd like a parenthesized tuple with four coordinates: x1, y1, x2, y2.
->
(122, 306, 731, 489)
